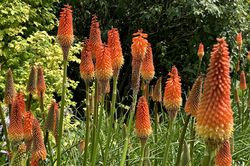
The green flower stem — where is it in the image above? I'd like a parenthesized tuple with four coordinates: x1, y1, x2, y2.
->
(91, 94, 105, 166)
(162, 119, 174, 166)
(103, 73, 119, 166)
(175, 114, 191, 166)
(56, 59, 68, 166)
(0, 103, 11, 153)
(83, 81, 90, 166)
(241, 90, 244, 129)
(90, 80, 99, 165)
(120, 91, 138, 166)
(201, 145, 215, 166)
(189, 117, 195, 162)
(26, 93, 32, 112)
(139, 138, 147, 166)
(198, 58, 202, 75)
(153, 102, 159, 166)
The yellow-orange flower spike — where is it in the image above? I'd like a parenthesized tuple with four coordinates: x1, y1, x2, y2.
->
(198, 43, 204, 59)
(8, 94, 25, 142)
(135, 96, 152, 139)
(80, 39, 95, 81)
(239, 71, 247, 90)
(131, 30, 148, 61)
(141, 43, 155, 82)
(163, 66, 182, 119)
(236, 32, 242, 50)
(215, 140, 232, 166)
(152, 77, 162, 103)
(107, 28, 124, 74)
(57, 5, 74, 48)
(196, 38, 233, 146)
(185, 76, 203, 117)
(95, 45, 113, 81)
(26, 66, 37, 95)
(4, 69, 16, 105)
(89, 15, 102, 59)
(37, 66, 46, 98)
(32, 118, 46, 161)
(23, 112, 34, 142)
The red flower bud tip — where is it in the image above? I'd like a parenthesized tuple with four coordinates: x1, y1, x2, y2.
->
(198, 43, 204, 59)
(239, 71, 247, 90)
(37, 66, 46, 98)
(4, 69, 16, 105)
(236, 32, 242, 50)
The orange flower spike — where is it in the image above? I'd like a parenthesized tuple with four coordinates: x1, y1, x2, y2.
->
(131, 30, 148, 61)
(89, 15, 102, 58)
(107, 28, 124, 74)
(37, 66, 46, 98)
(163, 66, 182, 119)
(240, 71, 247, 90)
(32, 118, 46, 161)
(215, 141, 232, 166)
(8, 95, 25, 142)
(4, 69, 16, 105)
(135, 96, 152, 139)
(10, 143, 26, 166)
(184, 76, 203, 117)
(198, 43, 204, 60)
(23, 112, 34, 142)
(196, 38, 233, 146)
(236, 32, 242, 50)
(95, 44, 113, 81)
(26, 66, 37, 95)
(80, 39, 95, 81)
(141, 43, 155, 82)
(57, 5, 74, 48)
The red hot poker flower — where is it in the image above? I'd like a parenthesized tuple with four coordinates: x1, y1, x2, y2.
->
(141, 43, 155, 82)
(135, 96, 152, 139)
(89, 15, 102, 59)
(196, 38, 233, 147)
(236, 32, 242, 50)
(4, 69, 16, 105)
(131, 30, 148, 61)
(198, 43, 204, 60)
(163, 66, 182, 120)
(37, 66, 46, 98)
(80, 39, 95, 81)
(107, 28, 124, 75)
(239, 71, 247, 90)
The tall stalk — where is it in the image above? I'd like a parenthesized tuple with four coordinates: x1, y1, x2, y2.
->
(153, 102, 159, 166)
(175, 114, 191, 166)
(0, 103, 11, 153)
(90, 80, 99, 165)
(162, 119, 174, 166)
(120, 91, 138, 166)
(139, 139, 147, 166)
(189, 117, 195, 162)
(56, 59, 68, 166)
(103, 73, 119, 166)
(83, 81, 90, 166)
(91, 94, 105, 166)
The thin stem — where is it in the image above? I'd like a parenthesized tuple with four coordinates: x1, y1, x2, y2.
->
(91, 94, 105, 166)
(197, 58, 202, 75)
(120, 91, 138, 166)
(189, 117, 195, 162)
(103, 74, 119, 166)
(90, 80, 99, 165)
(241, 90, 244, 129)
(83, 81, 90, 166)
(56, 59, 68, 166)
(0, 103, 11, 153)
(145, 81, 150, 102)
(175, 115, 191, 166)
(139, 139, 147, 166)
(153, 102, 159, 166)
(202, 145, 215, 166)
(162, 119, 174, 166)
